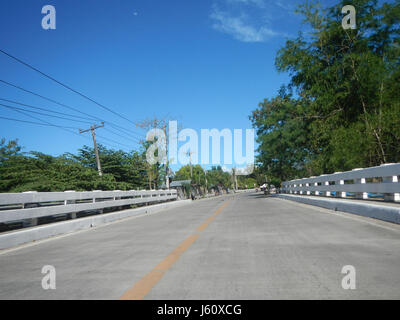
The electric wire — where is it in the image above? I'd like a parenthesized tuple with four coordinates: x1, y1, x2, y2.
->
(0, 97, 96, 121)
(0, 103, 94, 124)
(0, 49, 141, 128)
(0, 79, 146, 141)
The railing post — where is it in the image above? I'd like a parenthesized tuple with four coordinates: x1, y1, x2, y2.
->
(334, 173, 346, 198)
(314, 182, 319, 196)
(64, 191, 77, 219)
(354, 170, 368, 199)
(22, 191, 38, 227)
(92, 190, 103, 214)
(325, 181, 330, 197)
(339, 179, 346, 198)
(383, 175, 400, 202)
(356, 178, 368, 199)
(306, 183, 310, 195)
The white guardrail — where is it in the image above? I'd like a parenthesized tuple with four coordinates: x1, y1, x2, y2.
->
(0, 189, 177, 224)
(281, 163, 400, 202)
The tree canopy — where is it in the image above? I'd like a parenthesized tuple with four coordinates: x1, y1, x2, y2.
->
(250, 0, 400, 184)
(0, 139, 257, 193)
(0, 139, 150, 192)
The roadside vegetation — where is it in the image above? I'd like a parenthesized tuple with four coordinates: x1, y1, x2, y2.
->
(0, 138, 260, 193)
(250, 0, 400, 184)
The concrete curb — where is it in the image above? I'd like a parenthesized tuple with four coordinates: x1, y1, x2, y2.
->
(277, 194, 400, 224)
(0, 199, 192, 250)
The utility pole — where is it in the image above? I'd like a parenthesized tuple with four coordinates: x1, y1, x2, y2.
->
(235, 172, 238, 190)
(79, 122, 104, 177)
(163, 124, 170, 189)
(187, 150, 193, 179)
(232, 168, 236, 190)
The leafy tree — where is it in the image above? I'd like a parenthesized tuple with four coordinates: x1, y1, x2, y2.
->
(250, 87, 312, 182)
(69, 145, 149, 190)
(0, 148, 117, 193)
(0, 139, 154, 192)
(0, 138, 22, 161)
(206, 166, 232, 189)
(175, 164, 207, 186)
(237, 176, 257, 189)
(251, 0, 400, 183)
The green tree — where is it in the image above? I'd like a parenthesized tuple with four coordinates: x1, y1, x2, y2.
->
(69, 144, 150, 190)
(206, 166, 232, 189)
(0, 139, 150, 192)
(251, 0, 400, 182)
(175, 164, 207, 186)
(250, 87, 312, 182)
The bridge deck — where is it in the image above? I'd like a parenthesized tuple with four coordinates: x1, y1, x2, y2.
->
(0, 192, 399, 299)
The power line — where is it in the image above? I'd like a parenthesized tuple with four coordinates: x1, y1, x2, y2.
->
(0, 79, 146, 141)
(108, 122, 146, 140)
(9, 108, 82, 132)
(0, 101, 143, 145)
(0, 97, 96, 121)
(0, 103, 94, 124)
(0, 115, 81, 129)
(103, 127, 141, 144)
(3, 108, 101, 147)
(96, 134, 135, 149)
(0, 112, 125, 151)
(0, 79, 99, 122)
(0, 106, 138, 150)
(0, 102, 140, 149)
(0, 117, 96, 151)
(0, 101, 134, 154)
(95, 138, 130, 152)
(0, 49, 138, 127)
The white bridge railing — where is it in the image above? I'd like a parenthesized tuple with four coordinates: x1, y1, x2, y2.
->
(281, 163, 400, 202)
(0, 189, 177, 225)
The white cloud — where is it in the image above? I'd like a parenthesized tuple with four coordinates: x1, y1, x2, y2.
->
(226, 0, 266, 7)
(209, 0, 291, 43)
(274, 0, 294, 11)
(210, 8, 279, 43)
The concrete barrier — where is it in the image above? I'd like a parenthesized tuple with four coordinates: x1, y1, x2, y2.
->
(281, 163, 400, 202)
(0, 199, 192, 250)
(0, 189, 177, 224)
(277, 194, 400, 224)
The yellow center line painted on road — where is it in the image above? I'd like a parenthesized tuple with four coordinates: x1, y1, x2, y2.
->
(120, 270, 164, 300)
(195, 200, 230, 233)
(196, 223, 209, 232)
(153, 234, 200, 271)
(120, 199, 232, 300)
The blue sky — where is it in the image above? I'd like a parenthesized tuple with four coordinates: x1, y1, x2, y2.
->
(0, 0, 317, 170)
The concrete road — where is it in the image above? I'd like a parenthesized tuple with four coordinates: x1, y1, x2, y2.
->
(0, 192, 399, 299)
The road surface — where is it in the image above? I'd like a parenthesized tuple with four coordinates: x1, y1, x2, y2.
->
(0, 192, 399, 299)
